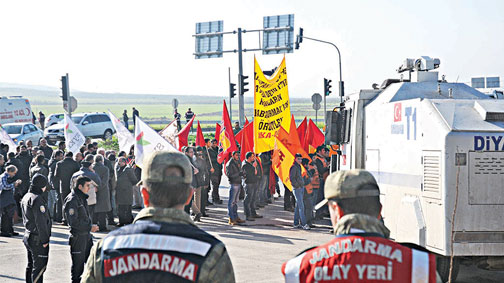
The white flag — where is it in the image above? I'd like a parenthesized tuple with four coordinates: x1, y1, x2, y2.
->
(108, 111, 135, 153)
(159, 120, 179, 149)
(64, 113, 85, 154)
(0, 125, 18, 153)
(134, 117, 178, 168)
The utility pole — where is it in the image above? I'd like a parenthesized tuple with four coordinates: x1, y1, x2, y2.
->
(237, 28, 245, 126)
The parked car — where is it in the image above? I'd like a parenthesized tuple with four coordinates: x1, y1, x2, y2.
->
(44, 112, 115, 145)
(45, 113, 64, 127)
(3, 122, 44, 145)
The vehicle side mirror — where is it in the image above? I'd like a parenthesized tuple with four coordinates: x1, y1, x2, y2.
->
(82, 121, 89, 125)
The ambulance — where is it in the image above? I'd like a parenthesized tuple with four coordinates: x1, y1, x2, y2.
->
(0, 96, 34, 125)
(337, 56, 504, 282)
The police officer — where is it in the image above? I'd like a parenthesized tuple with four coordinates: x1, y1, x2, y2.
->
(64, 176, 99, 283)
(282, 170, 439, 283)
(21, 174, 51, 283)
(81, 151, 235, 283)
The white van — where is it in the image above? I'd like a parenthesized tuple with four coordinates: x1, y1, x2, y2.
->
(0, 96, 33, 125)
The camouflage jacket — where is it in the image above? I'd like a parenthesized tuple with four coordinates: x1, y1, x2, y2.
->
(81, 207, 235, 283)
(333, 213, 391, 238)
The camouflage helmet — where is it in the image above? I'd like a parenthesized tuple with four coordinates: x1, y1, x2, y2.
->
(315, 169, 380, 210)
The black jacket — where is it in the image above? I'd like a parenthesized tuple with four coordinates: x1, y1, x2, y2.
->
(226, 158, 242, 185)
(16, 151, 32, 193)
(39, 146, 53, 160)
(259, 152, 272, 176)
(21, 186, 52, 244)
(16, 151, 32, 179)
(63, 188, 92, 235)
(289, 162, 304, 189)
(242, 160, 259, 184)
(115, 165, 138, 205)
(195, 157, 210, 187)
(92, 162, 111, 213)
(30, 164, 49, 180)
(48, 158, 60, 191)
(208, 147, 222, 174)
(55, 157, 80, 195)
(104, 158, 115, 192)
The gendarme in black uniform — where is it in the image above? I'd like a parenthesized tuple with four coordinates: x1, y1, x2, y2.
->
(64, 181, 94, 283)
(21, 174, 51, 283)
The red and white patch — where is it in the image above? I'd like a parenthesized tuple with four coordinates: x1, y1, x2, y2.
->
(104, 252, 199, 281)
(394, 103, 402, 122)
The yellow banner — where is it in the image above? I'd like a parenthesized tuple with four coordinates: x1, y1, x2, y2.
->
(272, 137, 294, 191)
(254, 56, 291, 153)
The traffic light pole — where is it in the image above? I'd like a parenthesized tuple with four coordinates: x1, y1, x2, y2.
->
(237, 28, 245, 126)
(66, 73, 72, 117)
(228, 67, 232, 122)
(302, 36, 344, 105)
(195, 26, 293, 127)
(324, 91, 326, 124)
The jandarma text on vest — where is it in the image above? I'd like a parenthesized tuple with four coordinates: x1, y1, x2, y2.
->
(104, 252, 198, 282)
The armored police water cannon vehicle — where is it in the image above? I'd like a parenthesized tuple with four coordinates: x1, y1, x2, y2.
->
(335, 56, 504, 282)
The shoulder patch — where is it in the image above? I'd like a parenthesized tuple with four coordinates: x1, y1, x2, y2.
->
(69, 208, 75, 216)
(40, 205, 46, 213)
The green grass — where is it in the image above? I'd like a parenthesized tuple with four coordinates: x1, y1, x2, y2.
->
(2, 84, 336, 124)
(31, 102, 325, 124)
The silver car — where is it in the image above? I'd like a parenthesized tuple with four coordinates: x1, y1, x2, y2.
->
(4, 122, 44, 145)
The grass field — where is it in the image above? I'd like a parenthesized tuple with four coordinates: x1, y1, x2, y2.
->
(31, 103, 327, 125)
(1, 84, 333, 126)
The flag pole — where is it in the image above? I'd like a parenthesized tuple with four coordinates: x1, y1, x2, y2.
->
(206, 148, 214, 170)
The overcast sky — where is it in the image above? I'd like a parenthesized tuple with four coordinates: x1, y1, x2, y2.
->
(0, 0, 502, 98)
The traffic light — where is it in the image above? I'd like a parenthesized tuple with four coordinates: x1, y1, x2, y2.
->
(324, 78, 332, 96)
(295, 28, 303, 50)
(61, 75, 68, 101)
(229, 83, 236, 98)
(240, 75, 249, 94)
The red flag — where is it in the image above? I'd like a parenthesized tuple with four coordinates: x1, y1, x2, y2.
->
(217, 100, 238, 164)
(297, 117, 307, 148)
(236, 122, 254, 161)
(215, 123, 221, 142)
(177, 115, 195, 150)
(245, 116, 250, 126)
(305, 119, 325, 154)
(276, 115, 309, 160)
(195, 121, 205, 147)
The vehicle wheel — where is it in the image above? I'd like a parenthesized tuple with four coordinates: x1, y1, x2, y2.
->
(103, 129, 113, 140)
(437, 256, 460, 282)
